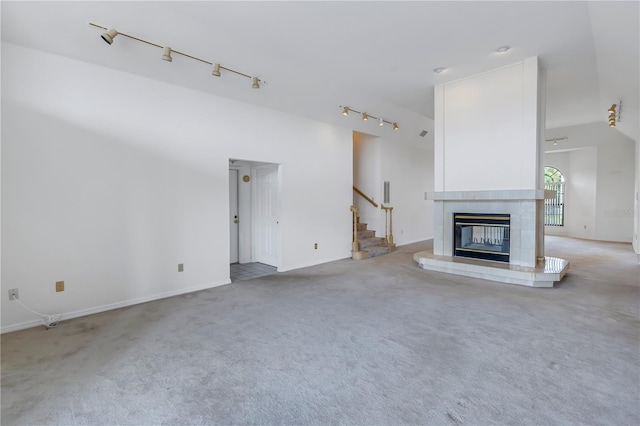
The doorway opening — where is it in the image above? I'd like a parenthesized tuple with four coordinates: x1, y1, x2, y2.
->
(229, 159, 281, 279)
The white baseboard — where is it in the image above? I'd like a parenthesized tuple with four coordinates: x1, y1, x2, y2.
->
(278, 255, 351, 272)
(1, 280, 231, 334)
(397, 237, 434, 246)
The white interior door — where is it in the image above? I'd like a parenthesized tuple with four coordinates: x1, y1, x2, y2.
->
(253, 165, 279, 267)
(229, 169, 239, 263)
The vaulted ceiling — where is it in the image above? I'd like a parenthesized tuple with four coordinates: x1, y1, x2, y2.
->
(2, 1, 638, 141)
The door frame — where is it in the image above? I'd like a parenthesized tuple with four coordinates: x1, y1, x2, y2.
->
(228, 160, 282, 269)
(229, 169, 239, 263)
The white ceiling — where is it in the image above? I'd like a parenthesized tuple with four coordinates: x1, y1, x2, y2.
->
(2, 1, 638, 141)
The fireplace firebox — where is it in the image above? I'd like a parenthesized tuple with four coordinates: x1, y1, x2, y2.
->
(454, 213, 510, 262)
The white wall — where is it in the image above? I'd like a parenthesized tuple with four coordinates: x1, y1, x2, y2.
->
(353, 132, 383, 234)
(1, 43, 357, 332)
(380, 135, 434, 244)
(352, 130, 435, 246)
(545, 122, 635, 242)
(435, 57, 543, 192)
(2, 43, 436, 332)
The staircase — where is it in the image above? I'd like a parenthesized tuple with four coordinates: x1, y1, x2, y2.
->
(352, 219, 391, 260)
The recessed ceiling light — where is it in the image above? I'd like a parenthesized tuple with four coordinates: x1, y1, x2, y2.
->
(495, 45, 511, 54)
(433, 67, 447, 74)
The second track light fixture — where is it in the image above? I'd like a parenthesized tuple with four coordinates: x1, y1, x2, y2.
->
(91, 22, 263, 89)
(340, 106, 398, 131)
(607, 101, 622, 128)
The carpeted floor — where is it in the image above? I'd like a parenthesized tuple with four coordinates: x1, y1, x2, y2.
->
(1, 236, 639, 425)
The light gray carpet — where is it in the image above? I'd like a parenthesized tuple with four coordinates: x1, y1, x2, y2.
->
(2, 236, 639, 425)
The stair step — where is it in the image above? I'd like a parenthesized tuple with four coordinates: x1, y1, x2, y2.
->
(359, 237, 386, 249)
(366, 245, 391, 258)
(356, 223, 367, 231)
(357, 230, 375, 239)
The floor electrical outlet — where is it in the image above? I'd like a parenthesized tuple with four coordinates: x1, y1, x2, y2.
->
(56, 281, 65, 292)
(8, 288, 19, 300)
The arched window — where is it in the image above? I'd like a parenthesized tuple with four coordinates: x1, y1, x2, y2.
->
(544, 166, 565, 226)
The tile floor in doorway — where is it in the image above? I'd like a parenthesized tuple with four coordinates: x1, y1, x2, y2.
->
(230, 262, 277, 282)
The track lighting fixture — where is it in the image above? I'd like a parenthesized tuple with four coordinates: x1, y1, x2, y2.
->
(339, 106, 399, 131)
(162, 47, 173, 62)
(545, 137, 567, 146)
(90, 22, 263, 90)
(607, 101, 622, 128)
(101, 28, 119, 45)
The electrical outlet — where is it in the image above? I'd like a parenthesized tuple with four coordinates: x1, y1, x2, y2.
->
(56, 281, 64, 292)
(178, 263, 184, 272)
(314, 243, 318, 250)
(8, 288, 19, 300)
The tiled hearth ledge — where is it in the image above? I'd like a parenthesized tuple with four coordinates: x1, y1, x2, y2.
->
(413, 251, 569, 288)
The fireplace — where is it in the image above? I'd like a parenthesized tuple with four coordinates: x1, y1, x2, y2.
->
(415, 191, 569, 287)
(454, 213, 510, 262)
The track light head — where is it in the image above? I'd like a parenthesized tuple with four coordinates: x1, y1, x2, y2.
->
(393, 122, 399, 131)
(608, 104, 617, 114)
(252, 77, 260, 89)
(379, 118, 384, 127)
(342, 107, 349, 116)
(362, 112, 368, 121)
(212, 63, 221, 77)
(609, 121, 616, 128)
(101, 28, 119, 45)
(162, 47, 173, 62)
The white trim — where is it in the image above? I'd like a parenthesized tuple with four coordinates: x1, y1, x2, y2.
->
(428, 189, 547, 201)
(278, 255, 350, 273)
(1, 280, 230, 334)
(398, 237, 434, 246)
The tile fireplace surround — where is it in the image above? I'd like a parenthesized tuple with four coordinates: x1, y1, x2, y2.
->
(414, 190, 569, 287)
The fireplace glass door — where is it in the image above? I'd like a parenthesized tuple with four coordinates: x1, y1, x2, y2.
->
(454, 213, 510, 262)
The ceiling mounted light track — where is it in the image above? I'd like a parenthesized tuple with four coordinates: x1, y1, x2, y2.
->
(339, 106, 399, 131)
(91, 22, 263, 89)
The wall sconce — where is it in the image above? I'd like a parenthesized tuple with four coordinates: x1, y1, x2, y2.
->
(340, 106, 399, 131)
(607, 101, 622, 128)
(91, 22, 264, 89)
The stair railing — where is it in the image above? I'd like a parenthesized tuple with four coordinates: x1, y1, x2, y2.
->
(350, 205, 360, 251)
(381, 204, 394, 247)
(352, 186, 396, 249)
(353, 186, 378, 208)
